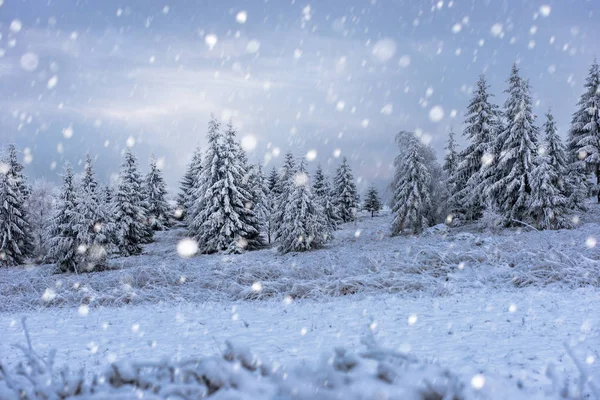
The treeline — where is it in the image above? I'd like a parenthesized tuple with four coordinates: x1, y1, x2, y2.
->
(390, 60, 599, 234)
(0, 117, 370, 269)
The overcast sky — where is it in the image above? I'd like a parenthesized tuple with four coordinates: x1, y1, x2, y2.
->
(0, 0, 599, 196)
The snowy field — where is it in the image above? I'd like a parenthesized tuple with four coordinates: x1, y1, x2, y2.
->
(1, 208, 600, 398)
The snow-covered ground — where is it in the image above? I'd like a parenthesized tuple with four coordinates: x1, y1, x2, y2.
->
(1, 207, 600, 398)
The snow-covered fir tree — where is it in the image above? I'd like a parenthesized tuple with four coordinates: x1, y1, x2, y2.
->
(47, 165, 79, 272)
(73, 154, 111, 271)
(390, 132, 432, 235)
(529, 111, 571, 229)
(267, 167, 278, 192)
(25, 179, 55, 262)
(487, 63, 539, 225)
(272, 151, 296, 241)
(333, 157, 358, 223)
(571, 59, 600, 202)
(312, 165, 340, 231)
(178, 147, 201, 220)
(443, 127, 459, 180)
(278, 159, 330, 253)
(145, 155, 171, 230)
(114, 149, 151, 256)
(363, 185, 382, 217)
(449, 75, 500, 221)
(187, 116, 222, 246)
(251, 164, 274, 243)
(0, 144, 34, 266)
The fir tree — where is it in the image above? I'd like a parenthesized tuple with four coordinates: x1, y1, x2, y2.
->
(450, 75, 500, 220)
(178, 147, 202, 220)
(333, 157, 358, 223)
(25, 179, 55, 262)
(529, 111, 570, 229)
(47, 165, 79, 272)
(568, 59, 600, 202)
(73, 155, 111, 271)
(487, 63, 539, 225)
(0, 144, 34, 266)
(188, 116, 222, 247)
(390, 133, 431, 235)
(443, 127, 459, 180)
(251, 164, 273, 243)
(273, 151, 297, 241)
(114, 149, 150, 256)
(363, 185, 382, 217)
(145, 155, 171, 230)
(278, 159, 330, 253)
(312, 165, 340, 231)
(267, 167, 278, 192)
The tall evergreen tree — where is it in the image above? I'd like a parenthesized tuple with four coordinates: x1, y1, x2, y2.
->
(267, 167, 278, 192)
(0, 144, 34, 266)
(529, 111, 570, 229)
(251, 164, 273, 243)
(178, 147, 202, 219)
(47, 165, 79, 272)
(333, 157, 358, 223)
(487, 63, 539, 225)
(363, 185, 382, 217)
(443, 127, 459, 180)
(145, 155, 171, 230)
(114, 149, 150, 256)
(390, 133, 431, 235)
(273, 151, 297, 241)
(450, 75, 500, 220)
(312, 165, 340, 231)
(278, 159, 330, 253)
(188, 116, 222, 246)
(73, 154, 111, 271)
(568, 59, 600, 202)
(25, 179, 55, 262)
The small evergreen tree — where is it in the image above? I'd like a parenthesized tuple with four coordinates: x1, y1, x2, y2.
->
(312, 165, 340, 231)
(267, 167, 278, 192)
(25, 179, 55, 262)
(178, 147, 201, 220)
(487, 64, 539, 225)
(443, 127, 459, 181)
(333, 157, 358, 223)
(390, 133, 431, 235)
(363, 185, 382, 217)
(145, 155, 171, 230)
(73, 155, 111, 271)
(273, 151, 297, 242)
(251, 164, 273, 243)
(0, 144, 34, 266)
(278, 159, 330, 253)
(114, 149, 150, 256)
(47, 165, 79, 272)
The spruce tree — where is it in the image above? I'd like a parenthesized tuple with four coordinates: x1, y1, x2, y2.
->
(267, 167, 278, 192)
(487, 63, 539, 225)
(333, 157, 358, 223)
(178, 147, 202, 219)
(272, 151, 296, 241)
(450, 75, 500, 220)
(47, 165, 79, 272)
(251, 164, 273, 243)
(0, 144, 34, 266)
(443, 127, 459, 180)
(390, 133, 431, 235)
(363, 185, 382, 217)
(188, 116, 222, 247)
(145, 155, 171, 230)
(114, 149, 150, 256)
(73, 155, 111, 271)
(568, 59, 600, 202)
(278, 159, 329, 253)
(312, 165, 340, 231)
(25, 179, 55, 262)
(529, 111, 570, 229)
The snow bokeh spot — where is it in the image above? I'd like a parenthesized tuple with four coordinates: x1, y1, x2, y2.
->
(508, 304, 517, 313)
(539, 5, 551, 17)
(306, 149, 317, 161)
(585, 237, 596, 249)
(490, 23, 503, 37)
(408, 313, 418, 325)
(47, 75, 58, 89)
(398, 55, 411, 68)
(41, 288, 56, 302)
(471, 374, 485, 390)
(20, 52, 39, 71)
(10, 19, 22, 33)
(336, 100, 345, 111)
(300, 327, 308, 336)
(333, 148, 341, 158)
(246, 40, 260, 54)
(241, 134, 257, 152)
(236, 11, 248, 24)
(251, 282, 262, 292)
(372, 38, 396, 63)
(126, 136, 136, 148)
(62, 125, 74, 139)
(293, 172, 309, 187)
(428, 106, 444, 122)
(177, 238, 198, 257)
(78, 304, 89, 316)
(204, 34, 218, 50)
(381, 104, 393, 115)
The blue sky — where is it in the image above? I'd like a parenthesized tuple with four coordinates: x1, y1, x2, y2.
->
(0, 0, 599, 196)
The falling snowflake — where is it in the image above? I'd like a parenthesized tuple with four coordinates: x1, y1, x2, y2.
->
(177, 238, 198, 257)
(236, 11, 248, 24)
